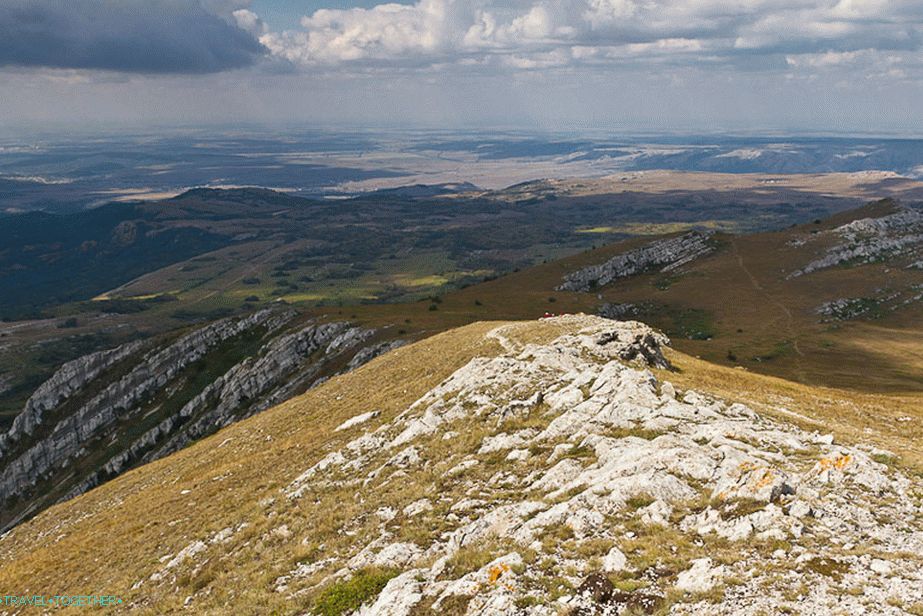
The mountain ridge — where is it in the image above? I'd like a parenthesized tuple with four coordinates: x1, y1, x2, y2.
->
(0, 315, 921, 614)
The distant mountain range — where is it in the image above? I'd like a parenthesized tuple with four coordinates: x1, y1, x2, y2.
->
(5, 131, 923, 213)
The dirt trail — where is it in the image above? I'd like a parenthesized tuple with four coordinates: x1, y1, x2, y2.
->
(731, 239, 807, 379)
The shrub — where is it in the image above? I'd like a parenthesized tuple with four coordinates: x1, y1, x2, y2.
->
(313, 568, 398, 616)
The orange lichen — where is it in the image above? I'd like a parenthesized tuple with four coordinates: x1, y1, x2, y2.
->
(486, 563, 515, 591)
(488, 563, 510, 584)
(754, 469, 776, 489)
(817, 454, 852, 471)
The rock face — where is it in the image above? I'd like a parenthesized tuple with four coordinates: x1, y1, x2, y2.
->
(557, 231, 716, 292)
(275, 315, 923, 615)
(815, 297, 881, 322)
(596, 302, 640, 321)
(791, 204, 923, 278)
(0, 309, 406, 532)
(0, 340, 146, 456)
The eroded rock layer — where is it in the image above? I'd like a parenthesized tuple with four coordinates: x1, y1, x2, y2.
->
(791, 204, 923, 278)
(0, 309, 404, 532)
(557, 232, 716, 292)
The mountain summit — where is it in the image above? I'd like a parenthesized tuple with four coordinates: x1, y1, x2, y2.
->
(1, 315, 920, 614)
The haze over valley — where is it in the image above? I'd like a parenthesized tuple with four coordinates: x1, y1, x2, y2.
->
(6, 131, 923, 213)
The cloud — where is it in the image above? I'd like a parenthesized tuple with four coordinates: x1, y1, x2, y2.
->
(3, 0, 921, 79)
(0, 0, 266, 74)
(256, 0, 923, 74)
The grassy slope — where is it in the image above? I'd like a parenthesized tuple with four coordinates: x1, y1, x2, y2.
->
(0, 322, 503, 613)
(323, 200, 923, 393)
(0, 317, 920, 614)
(3, 183, 916, 426)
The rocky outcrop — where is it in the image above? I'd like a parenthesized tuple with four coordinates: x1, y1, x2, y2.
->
(0, 308, 411, 532)
(346, 339, 408, 370)
(791, 204, 923, 277)
(816, 297, 880, 322)
(130, 323, 374, 467)
(275, 315, 923, 615)
(557, 231, 716, 292)
(596, 302, 640, 321)
(0, 310, 281, 514)
(0, 340, 145, 456)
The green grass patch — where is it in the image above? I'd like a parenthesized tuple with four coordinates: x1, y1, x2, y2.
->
(312, 568, 399, 616)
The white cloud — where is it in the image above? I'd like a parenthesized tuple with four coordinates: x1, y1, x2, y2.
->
(233, 9, 268, 36)
(4, 0, 923, 131)
(260, 0, 478, 65)
(252, 0, 923, 75)
(785, 50, 864, 68)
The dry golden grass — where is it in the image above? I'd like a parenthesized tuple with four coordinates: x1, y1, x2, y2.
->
(0, 322, 503, 614)
(659, 349, 923, 472)
(1, 315, 921, 615)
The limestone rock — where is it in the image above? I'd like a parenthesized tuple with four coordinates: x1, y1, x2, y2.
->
(1, 308, 411, 531)
(557, 231, 716, 292)
(243, 315, 923, 613)
(675, 558, 725, 593)
(359, 570, 425, 616)
(791, 204, 923, 278)
(602, 546, 629, 573)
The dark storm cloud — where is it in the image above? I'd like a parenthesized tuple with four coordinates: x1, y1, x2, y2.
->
(0, 0, 266, 74)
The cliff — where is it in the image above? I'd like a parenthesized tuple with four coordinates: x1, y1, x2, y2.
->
(0, 309, 404, 532)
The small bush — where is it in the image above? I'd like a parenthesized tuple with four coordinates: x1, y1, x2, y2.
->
(313, 568, 398, 616)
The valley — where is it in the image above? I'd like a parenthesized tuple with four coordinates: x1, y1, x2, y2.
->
(2, 174, 923, 537)
(1, 170, 923, 614)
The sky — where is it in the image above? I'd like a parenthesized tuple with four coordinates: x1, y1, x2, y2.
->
(1, 0, 922, 133)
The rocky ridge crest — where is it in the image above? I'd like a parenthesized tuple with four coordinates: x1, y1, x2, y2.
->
(262, 315, 923, 615)
(557, 232, 716, 292)
(0, 309, 404, 532)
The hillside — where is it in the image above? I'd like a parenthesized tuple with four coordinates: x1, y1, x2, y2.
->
(7, 173, 902, 444)
(3, 197, 923, 535)
(5, 171, 921, 322)
(340, 198, 923, 392)
(0, 309, 405, 533)
(0, 315, 920, 615)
